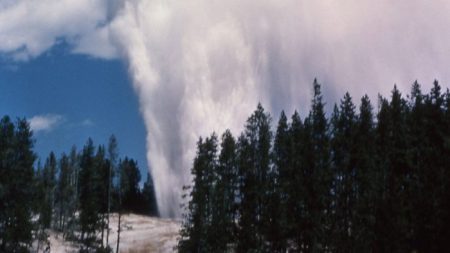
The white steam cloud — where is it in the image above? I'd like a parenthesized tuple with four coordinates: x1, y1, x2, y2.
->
(3, 0, 450, 217)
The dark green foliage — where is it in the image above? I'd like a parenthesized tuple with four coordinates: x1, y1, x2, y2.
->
(40, 152, 58, 229)
(0, 117, 155, 252)
(306, 79, 333, 252)
(330, 93, 357, 252)
(64, 145, 80, 240)
(142, 173, 159, 216)
(0, 117, 36, 253)
(105, 135, 117, 246)
(179, 79, 450, 253)
(178, 135, 218, 252)
(289, 111, 308, 250)
(237, 103, 272, 252)
(56, 153, 71, 231)
(353, 95, 377, 251)
(79, 138, 102, 251)
(213, 130, 238, 251)
(119, 157, 142, 213)
(271, 111, 290, 251)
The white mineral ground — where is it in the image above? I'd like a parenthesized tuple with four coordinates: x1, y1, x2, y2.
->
(47, 213, 180, 253)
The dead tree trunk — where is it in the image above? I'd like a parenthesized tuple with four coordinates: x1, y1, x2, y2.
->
(116, 211, 121, 253)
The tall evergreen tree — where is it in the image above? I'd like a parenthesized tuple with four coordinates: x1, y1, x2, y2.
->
(202, 134, 219, 252)
(373, 95, 391, 252)
(305, 79, 332, 251)
(56, 153, 71, 232)
(235, 133, 257, 252)
(120, 158, 141, 213)
(113, 147, 141, 253)
(142, 172, 159, 216)
(289, 111, 307, 250)
(78, 138, 102, 251)
(178, 135, 218, 252)
(210, 130, 237, 252)
(94, 145, 111, 249)
(0, 117, 36, 252)
(178, 138, 205, 253)
(420, 81, 447, 251)
(406, 81, 428, 251)
(106, 135, 118, 246)
(388, 86, 410, 252)
(353, 95, 377, 252)
(64, 145, 80, 240)
(330, 93, 357, 252)
(271, 111, 290, 251)
(40, 152, 57, 229)
(441, 87, 450, 249)
(237, 103, 272, 252)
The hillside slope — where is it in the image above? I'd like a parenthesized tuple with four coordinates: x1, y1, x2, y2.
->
(48, 213, 180, 253)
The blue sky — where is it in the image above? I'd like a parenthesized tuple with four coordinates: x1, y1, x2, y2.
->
(0, 43, 148, 178)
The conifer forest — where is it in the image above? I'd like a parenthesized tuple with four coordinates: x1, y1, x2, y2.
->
(2, 80, 450, 252)
(178, 80, 450, 253)
(0, 130, 158, 252)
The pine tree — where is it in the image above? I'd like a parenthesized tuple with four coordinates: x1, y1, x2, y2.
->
(202, 134, 219, 252)
(420, 81, 447, 251)
(272, 111, 290, 251)
(373, 87, 410, 252)
(305, 79, 332, 251)
(64, 145, 79, 240)
(106, 135, 118, 246)
(235, 133, 257, 252)
(142, 172, 158, 216)
(178, 138, 205, 253)
(94, 145, 110, 249)
(210, 130, 237, 251)
(236, 103, 272, 252)
(441, 87, 450, 250)
(289, 111, 307, 250)
(330, 93, 357, 252)
(353, 95, 376, 252)
(79, 138, 102, 251)
(0, 117, 36, 252)
(120, 158, 141, 213)
(116, 157, 123, 253)
(113, 155, 157, 252)
(388, 86, 410, 252)
(41, 152, 57, 229)
(373, 95, 391, 252)
(406, 81, 428, 251)
(56, 153, 71, 232)
(178, 135, 218, 252)
(34, 159, 50, 252)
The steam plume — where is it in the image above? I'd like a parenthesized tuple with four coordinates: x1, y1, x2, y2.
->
(3, 0, 450, 217)
(108, 0, 450, 217)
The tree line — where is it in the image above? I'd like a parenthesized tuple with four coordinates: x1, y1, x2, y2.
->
(0, 122, 158, 253)
(178, 79, 450, 252)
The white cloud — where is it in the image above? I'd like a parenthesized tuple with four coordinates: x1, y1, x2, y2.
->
(0, 0, 119, 60)
(29, 114, 64, 133)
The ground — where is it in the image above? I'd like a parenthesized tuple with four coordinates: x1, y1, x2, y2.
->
(46, 213, 180, 253)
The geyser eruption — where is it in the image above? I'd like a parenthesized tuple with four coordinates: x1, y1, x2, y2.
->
(108, 0, 263, 217)
(3, 0, 450, 217)
(107, 0, 450, 217)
